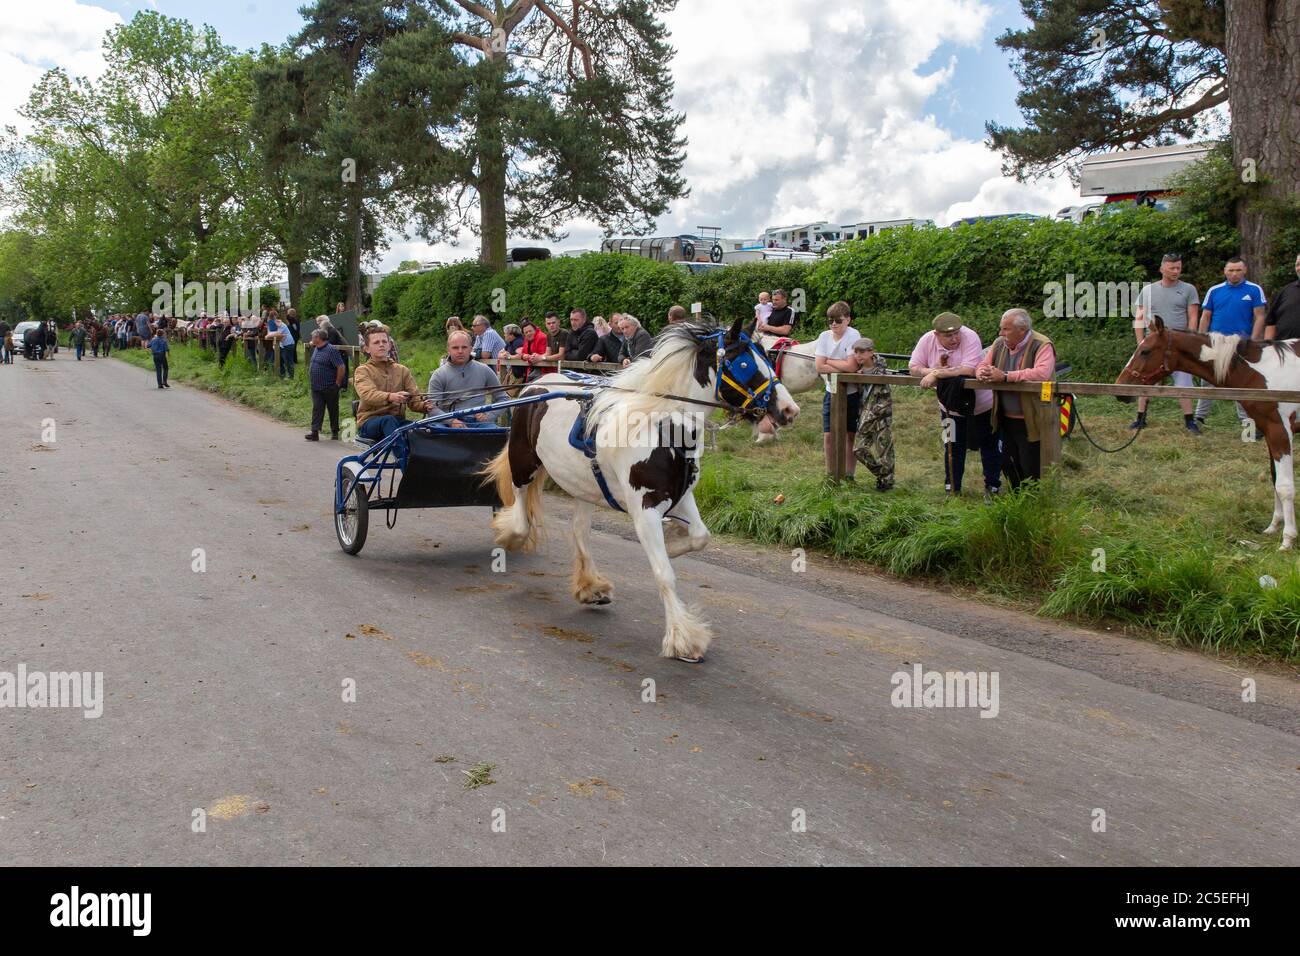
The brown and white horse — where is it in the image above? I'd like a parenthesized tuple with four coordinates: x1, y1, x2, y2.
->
(482, 320, 799, 661)
(1117, 315, 1300, 549)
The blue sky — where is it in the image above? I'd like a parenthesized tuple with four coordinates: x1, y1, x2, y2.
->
(4, 1, 1081, 274)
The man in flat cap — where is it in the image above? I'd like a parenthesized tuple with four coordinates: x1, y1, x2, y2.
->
(910, 312, 1002, 498)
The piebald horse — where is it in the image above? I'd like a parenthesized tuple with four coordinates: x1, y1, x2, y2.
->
(1117, 315, 1300, 549)
(754, 335, 823, 443)
(483, 319, 800, 661)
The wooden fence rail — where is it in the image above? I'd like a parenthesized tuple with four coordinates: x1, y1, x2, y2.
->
(825, 373, 1300, 482)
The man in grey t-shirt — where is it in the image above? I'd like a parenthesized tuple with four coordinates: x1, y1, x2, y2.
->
(1130, 253, 1200, 433)
(427, 330, 508, 428)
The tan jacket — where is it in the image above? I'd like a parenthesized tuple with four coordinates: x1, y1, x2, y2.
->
(353, 358, 429, 426)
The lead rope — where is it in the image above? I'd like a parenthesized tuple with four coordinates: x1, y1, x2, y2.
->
(1070, 402, 1142, 454)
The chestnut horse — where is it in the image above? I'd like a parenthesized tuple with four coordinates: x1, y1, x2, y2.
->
(1117, 316, 1300, 549)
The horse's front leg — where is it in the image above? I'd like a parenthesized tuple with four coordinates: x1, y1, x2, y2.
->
(664, 491, 711, 559)
(570, 499, 613, 605)
(629, 503, 713, 662)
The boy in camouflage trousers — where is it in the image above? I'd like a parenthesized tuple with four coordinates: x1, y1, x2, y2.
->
(851, 338, 895, 490)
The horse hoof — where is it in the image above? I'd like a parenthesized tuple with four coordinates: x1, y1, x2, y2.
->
(674, 654, 704, 664)
(585, 595, 611, 606)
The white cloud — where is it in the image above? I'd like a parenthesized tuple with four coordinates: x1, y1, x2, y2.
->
(386, 0, 1079, 270)
(0, 2, 121, 135)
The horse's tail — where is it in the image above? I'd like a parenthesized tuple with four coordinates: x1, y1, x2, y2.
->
(482, 446, 516, 507)
(482, 444, 546, 552)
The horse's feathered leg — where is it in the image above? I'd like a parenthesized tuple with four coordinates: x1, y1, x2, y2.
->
(570, 500, 612, 605)
(628, 504, 713, 661)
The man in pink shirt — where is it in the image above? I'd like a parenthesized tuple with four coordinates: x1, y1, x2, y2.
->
(976, 308, 1057, 489)
(910, 312, 1002, 498)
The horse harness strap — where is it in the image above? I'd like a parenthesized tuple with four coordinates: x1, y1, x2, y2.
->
(768, 337, 798, 378)
(562, 376, 626, 513)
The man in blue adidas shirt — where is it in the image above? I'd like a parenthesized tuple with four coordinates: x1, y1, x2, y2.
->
(1199, 257, 1267, 339)
(1195, 257, 1268, 427)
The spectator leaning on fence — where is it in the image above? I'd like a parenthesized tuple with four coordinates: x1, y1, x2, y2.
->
(519, 318, 549, 378)
(1265, 251, 1300, 342)
(305, 329, 346, 442)
(427, 330, 509, 429)
(815, 301, 863, 481)
(353, 327, 430, 444)
(266, 311, 296, 378)
(617, 314, 654, 366)
(470, 314, 506, 361)
(1129, 252, 1200, 433)
(976, 308, 1056, 491)
(851, 337, 896, 491)
(500, 324, 523, 355)
(588, 313, 624, 363)
(1194, 256, 1267, 428)
(566, 308, 598, 362)
(537, 312, 569, 368)
(911, 312, 1001, 498)
(285, 308, 301, 362)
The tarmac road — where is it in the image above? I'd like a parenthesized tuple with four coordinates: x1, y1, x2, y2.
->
(1, 353, 1297, 865)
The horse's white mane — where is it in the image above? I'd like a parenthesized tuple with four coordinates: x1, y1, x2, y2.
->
(587, 324, 713, 433)
(1198, 333, 1242, 384)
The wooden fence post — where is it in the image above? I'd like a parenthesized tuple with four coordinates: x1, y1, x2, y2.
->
(1036, 382, 1062, 473)
(829, 374, 847, 481)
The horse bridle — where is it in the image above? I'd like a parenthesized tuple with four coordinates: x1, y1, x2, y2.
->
(704, 328, 778, 421)
(1132, 333, 1177, 385)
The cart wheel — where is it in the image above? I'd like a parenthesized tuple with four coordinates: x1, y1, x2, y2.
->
(335, 475, 369, 555)
(709, 243, 723, 263)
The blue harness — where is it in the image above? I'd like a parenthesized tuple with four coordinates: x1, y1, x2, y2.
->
(562, 372, 626, 512)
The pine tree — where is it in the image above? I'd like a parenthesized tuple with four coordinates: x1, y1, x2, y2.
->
(988, 1, 1299, 278)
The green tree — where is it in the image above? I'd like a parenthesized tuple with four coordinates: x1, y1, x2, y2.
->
(15, 13, 261, 306)
(415, 0, 689, 272)
(988, 0, 1300, 278)
(290, 0, 466, 310)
